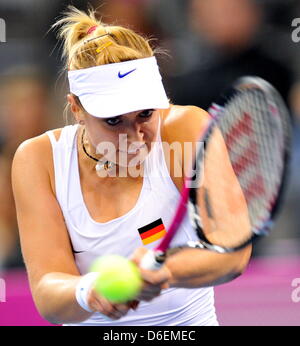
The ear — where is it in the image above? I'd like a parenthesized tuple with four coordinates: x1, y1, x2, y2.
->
(67, 94, 85, 123)
(67, 93, 80, 113)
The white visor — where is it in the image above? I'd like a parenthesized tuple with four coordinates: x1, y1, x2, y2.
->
(68, 56, 170, 118)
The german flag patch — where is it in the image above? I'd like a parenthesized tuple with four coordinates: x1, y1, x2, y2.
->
(138, 218, 167, 245)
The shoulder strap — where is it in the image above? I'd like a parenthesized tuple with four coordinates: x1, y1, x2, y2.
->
(46, 130, 58, 148)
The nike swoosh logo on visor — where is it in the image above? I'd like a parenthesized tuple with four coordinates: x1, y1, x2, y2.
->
(118, 68, 137, 78)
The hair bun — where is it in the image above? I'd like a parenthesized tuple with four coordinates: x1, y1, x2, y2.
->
(52, 5, 154, 70)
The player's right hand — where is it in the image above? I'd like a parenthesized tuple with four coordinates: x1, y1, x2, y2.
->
(87, 288, 139, 320)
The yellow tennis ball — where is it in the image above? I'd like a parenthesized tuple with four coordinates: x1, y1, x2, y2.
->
(90, 255, 142, 303)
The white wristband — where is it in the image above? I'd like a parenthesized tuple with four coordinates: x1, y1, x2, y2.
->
(75, 272, 99, 313)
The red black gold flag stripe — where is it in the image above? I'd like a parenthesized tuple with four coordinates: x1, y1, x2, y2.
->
(138, 218, 167, 245)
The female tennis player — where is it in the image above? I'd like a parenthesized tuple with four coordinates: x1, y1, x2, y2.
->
(11, 7, 251, 326)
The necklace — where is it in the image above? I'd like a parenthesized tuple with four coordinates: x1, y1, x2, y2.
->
(81, 128, 115, 172)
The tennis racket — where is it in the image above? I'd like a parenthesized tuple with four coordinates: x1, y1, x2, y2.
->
(141, 76, 292, 270)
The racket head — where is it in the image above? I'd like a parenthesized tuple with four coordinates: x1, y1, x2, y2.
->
(187, 76, 292, 253)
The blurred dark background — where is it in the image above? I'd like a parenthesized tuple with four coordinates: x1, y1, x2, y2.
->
(0, 0, 299, 271)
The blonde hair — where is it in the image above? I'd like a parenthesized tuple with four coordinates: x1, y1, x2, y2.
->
(52, 5, 154, 71)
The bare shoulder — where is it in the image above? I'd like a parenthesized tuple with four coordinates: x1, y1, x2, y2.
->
(13, 128, 62, 160)
(160, 105, 210, 144)
(159, 105, 210, 191)
(12, 128, 63, 193)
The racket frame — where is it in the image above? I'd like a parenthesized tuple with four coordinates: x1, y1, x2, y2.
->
(141, 76, 292, 270)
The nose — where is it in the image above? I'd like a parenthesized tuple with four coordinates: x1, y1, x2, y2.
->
(127, 120, 145, 143)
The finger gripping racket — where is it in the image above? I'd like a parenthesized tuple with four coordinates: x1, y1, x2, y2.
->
(141, 76, 292, 270)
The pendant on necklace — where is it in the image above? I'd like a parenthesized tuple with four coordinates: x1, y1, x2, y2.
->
(95, 160, 115, 172)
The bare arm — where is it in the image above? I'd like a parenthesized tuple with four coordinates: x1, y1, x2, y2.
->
(11, 135, 133, 324)
(11, 135, 94, 324)
(132, 244, 250, 290)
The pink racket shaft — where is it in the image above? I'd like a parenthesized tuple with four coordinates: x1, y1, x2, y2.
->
(140, 180, 190, 270)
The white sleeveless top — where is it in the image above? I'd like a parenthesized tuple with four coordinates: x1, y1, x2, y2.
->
(46, 124, 218, 326)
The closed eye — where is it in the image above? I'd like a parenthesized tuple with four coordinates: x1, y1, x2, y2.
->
(104, 109, 155, 126)
(139, 109, 155, 118)
(105, 116, 122, 126)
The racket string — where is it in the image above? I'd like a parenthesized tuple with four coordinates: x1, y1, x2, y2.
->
(196, 86, 288, 248)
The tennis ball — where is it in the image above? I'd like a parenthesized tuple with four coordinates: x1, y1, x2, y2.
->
(90, 255, 142, 303)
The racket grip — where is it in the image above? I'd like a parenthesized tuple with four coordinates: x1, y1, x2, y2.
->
(140, 250, 165, 270)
